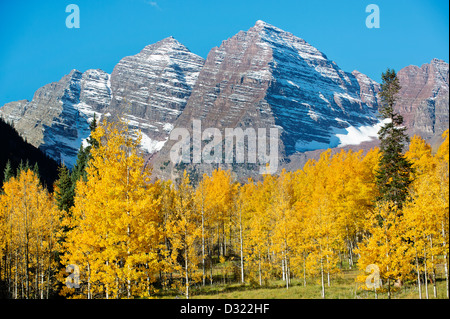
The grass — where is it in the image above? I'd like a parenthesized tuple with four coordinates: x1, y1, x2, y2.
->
(153, 258, 449, 299)
(178, 268, 448, 299)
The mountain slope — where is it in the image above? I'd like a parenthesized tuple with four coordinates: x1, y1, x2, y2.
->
(108, 37, 205, 152)
(0, 69, 110, 168)
(0, 117, 59, 190)
(395, 58, 449, 143)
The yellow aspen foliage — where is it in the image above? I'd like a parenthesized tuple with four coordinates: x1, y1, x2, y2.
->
(201, 168, 237, 258)
(299, 151, 341, 297)
(242, 173, 275, 286)
(165, 170, 201, 299)
(61, 120, 162, 299)
(356, 201, 414, 298)
(326, 149, 378, 269)
(235, 179, 256, 284)
(0, 169, 60, 299)
(403, 131, 449, 298)
(405, 135, 435, 175)
(271, 169, 295, 288)
(289, 170, 311, 286)
(435, 130, 449, 298)
(157, 180, 176, 290)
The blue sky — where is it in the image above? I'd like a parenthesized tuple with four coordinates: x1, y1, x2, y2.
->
(0, 0, 448, 106)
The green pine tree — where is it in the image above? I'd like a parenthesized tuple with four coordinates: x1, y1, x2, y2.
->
(71, 144, 89, 183)
(86, 113, 99, 149)
(71, 114, 99, 184)
(54, 164, 75, 212)
(375, 68, 413, 209)
(3, 159, 14, 183)
(33, 162, 40, 179)
(17, 159, 30, 176)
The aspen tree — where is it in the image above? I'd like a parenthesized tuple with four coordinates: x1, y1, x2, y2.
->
(404, 133, 449, 298)
(271, 170, 295, 288)
(0, 169, 60, 299)
(166, 171, 201, 299)
(62, 120, 161, 298)
(356, 202, 414, 299)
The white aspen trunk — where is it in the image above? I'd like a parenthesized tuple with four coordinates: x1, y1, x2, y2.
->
(20, 260, 23, 299)
(201, 201, 206, 287)
(388, 278, 391, 299)
(303, 254, 306, 286)
(349, 240, 354, 269)
(217, 225, 220, 260)
(287, 258, 291, 286)
(326, 253, 330, 288)
(325, 240, 331, 287)
(14, 251, 18, 299)
(223, 222, 227, 257)
(442, 221, 449, 298)
(185, 244, 189, 299)
(46, 229, 53, 299)
(385, 223, 391, 299)
(25, 215, 29, 298)
(147, 264, 151, 296)
(229, 213, 233, 259)
(127, 273, 131, 298)
(209, 243, 213, 285)
(40, 263, 44, 299)
(258, 253, 262, 286)
(446, 253, 449, 299)
(185, 222, 189, 299)
(327, 270, 330, 288)
(429, 235, 437, 298)
(21, 260, 25, 299)
(285, 253, 289, 289)
(87, 262, 91, 299)
(415, 249, 422, 299)
(346, 228, 353, 269)
(239, 209, 244, 284)
(105, 260, 109, 299)
(35, 248, 39, 299)
(127, 265, 131, 298)
(320, 257, 325, 299)
(423, 244, 429, 299)
(126, 158, 131, 299)
(46, 259, 50, 299)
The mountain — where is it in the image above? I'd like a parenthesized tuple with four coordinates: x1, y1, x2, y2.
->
(0, 117, 59, 190)
(395, 58, 449, 145)
(151, 20, 384, 180)
(0, 38, 204, 169)
(107, 37, 205, 153)
(0, 21, 448, 180)
(0, 69, 111, 168)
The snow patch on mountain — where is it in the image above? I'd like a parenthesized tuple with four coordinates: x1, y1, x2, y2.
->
(336, 118, 390, 147)
(140, 131, 168, 154)
(295, 118, 390, 152)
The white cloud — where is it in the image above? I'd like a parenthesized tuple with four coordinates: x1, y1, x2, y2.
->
(147, 1, 161, 9)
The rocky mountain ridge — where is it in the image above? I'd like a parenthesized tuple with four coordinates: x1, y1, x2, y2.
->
(1, 21, 448, 179)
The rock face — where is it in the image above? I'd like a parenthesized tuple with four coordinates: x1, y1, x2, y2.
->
(108, 37, 205, 151)
(0, 69, 111, 167)
(395, 58, 449, 141)
(152, 21, 383, 179)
